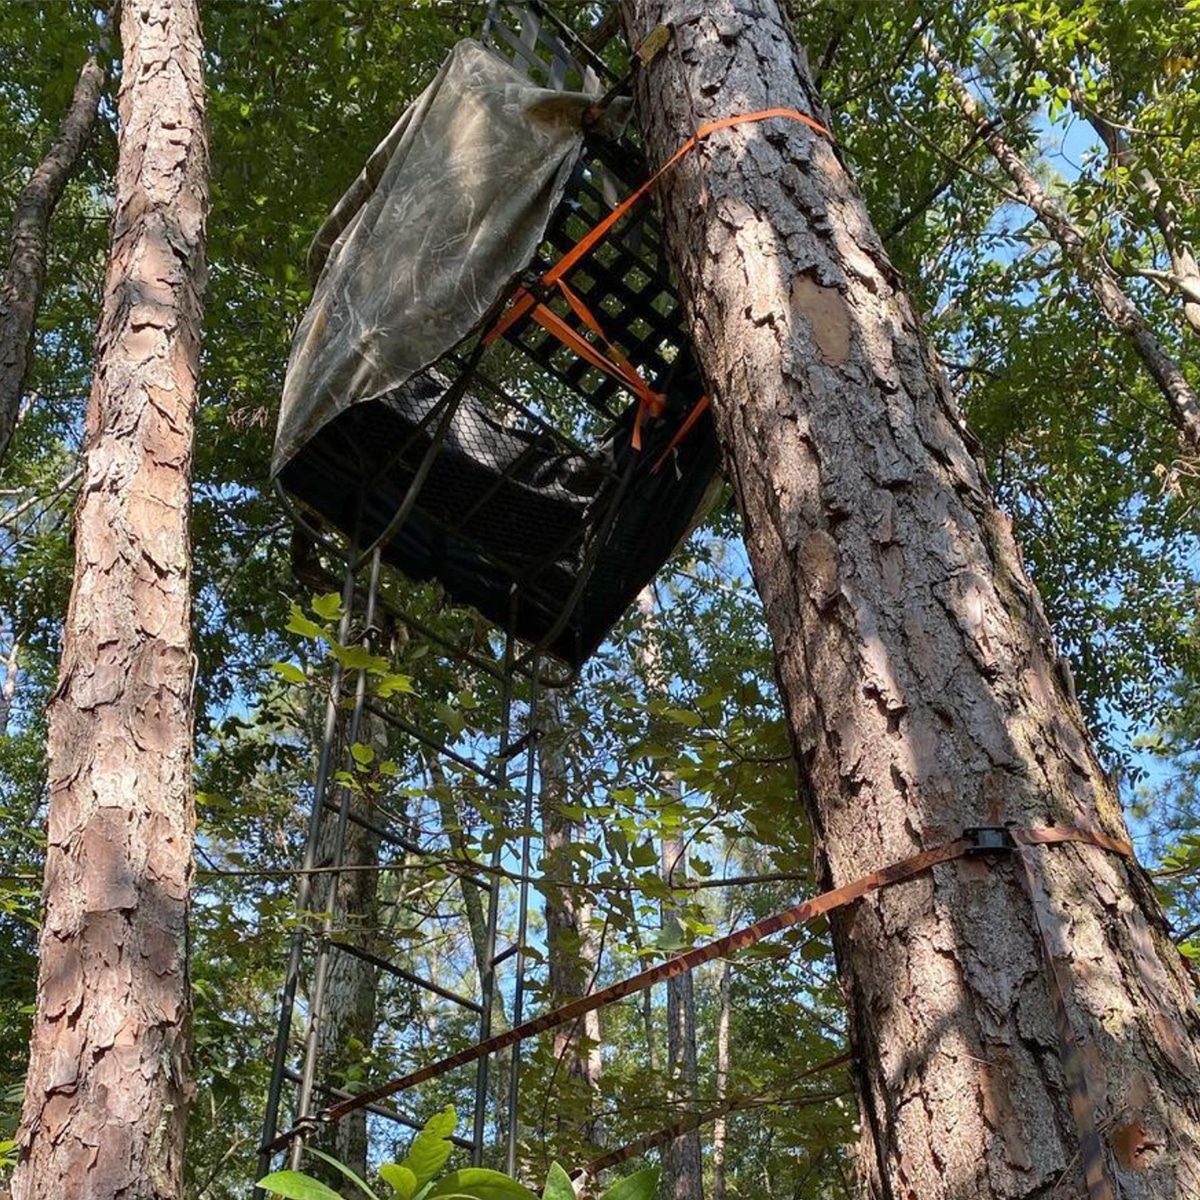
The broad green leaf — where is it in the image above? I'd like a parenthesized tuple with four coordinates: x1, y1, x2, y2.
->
(380, 1163, 420, 1200)
(303, 1147, 381, 1200)
(597, 1168, 659, 1200)
(376, 671, 415, 697)
(425, 1169, 538, 1200)
(285, 605, 326, 641)
(398, 1104, 457, 1187)
(311, 591, 343, 620)
(350, 742, 375, 767)
(255, 1171, 346, 1200)
(270, 661, 307, 685)
(541, 1163, 575, 1200)
(629, 840, 658, 868)
(332, 643, 391, 672)
(436, 702, 465, 737)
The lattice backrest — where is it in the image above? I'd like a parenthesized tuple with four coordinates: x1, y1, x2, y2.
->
(482, 2, 697, 416)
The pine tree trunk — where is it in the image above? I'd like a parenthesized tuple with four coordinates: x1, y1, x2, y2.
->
(622, 3, 1200, 1197)
(312, 708, 385, 1185)
(636, 588, 703, 1200)
(0, 15, 111, 467)
(539, 690, 604, 1147)
(11, 2, 207, 1197)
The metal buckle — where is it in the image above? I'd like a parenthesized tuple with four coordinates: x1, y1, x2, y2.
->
(963, 826, 1016, 855)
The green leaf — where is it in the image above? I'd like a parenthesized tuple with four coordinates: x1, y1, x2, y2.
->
(380, 1163, 420, 1200)
(425, 1169, 538, 1200)
(285, 605, 326, 641)
(629, 840, 658, 868)
(311, 592, 343, 621)
(541, 1163, 575, 1200)
(270, 661, 307, 685)
(351, 742, 376, 767)
(304, 1147, 383, 1200)
(436, 703, 466, 737)
(332, 643, 391, 672)
(598, 1168, 659, 1200)
(398, 1104, 457, 1187)
(376, 671, 415, 697)
(255, 1171, 347, 1200)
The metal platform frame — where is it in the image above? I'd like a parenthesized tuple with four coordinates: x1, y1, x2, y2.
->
(256, 1, 700, 1182)
(255, 529, 547, 1183)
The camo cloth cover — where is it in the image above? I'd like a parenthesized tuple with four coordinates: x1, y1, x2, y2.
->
(273, 39, 597, 474)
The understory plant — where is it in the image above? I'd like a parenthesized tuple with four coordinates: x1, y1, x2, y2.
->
(257, 1106, 658, 1200)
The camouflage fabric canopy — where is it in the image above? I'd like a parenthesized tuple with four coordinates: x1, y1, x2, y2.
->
(273, 39, 597, 474)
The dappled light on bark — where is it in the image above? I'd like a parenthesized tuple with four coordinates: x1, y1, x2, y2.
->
(11, 2, 208, 1198)
(622, 0, 1200, 1196)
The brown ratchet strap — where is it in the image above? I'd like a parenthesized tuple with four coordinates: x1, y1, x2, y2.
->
(269, 820, 1131, 1192)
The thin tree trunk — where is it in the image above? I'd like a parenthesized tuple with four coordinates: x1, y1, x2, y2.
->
(622, 3, 1200, 1198)
(924, 36, 1200, 453)
(0, 634, 19, 736)
(661, 830, 704, 1200)
(11, 1, 207, 1197)
(711, 959, 732, 1200)
(312, 708, 385, 1185)
(0, 15, 111, 467)
(539, 690, 604, 1146)
(431, 756, 491, 972)
(636, 587, 703, 1200)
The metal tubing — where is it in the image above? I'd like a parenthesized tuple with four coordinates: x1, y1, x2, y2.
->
(319, 795, 424, 857)
(505, 655, 540, 1175)
(289, 548, 384, 1169)
(256, 558, 359, 1183)
(328, 939, 484, 1012)
(364, 699, 505, 785)
(280, 1069, 476, 1150)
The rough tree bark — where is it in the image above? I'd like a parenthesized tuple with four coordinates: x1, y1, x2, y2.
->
(924, 37, 1200, 455)
(622, 2, 1200, 1197)
(0, 13, 111, 468)
(636, 587, 703, 1200)
(11, 2, 208, 1198)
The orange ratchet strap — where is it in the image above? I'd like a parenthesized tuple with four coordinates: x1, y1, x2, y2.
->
(651, 393, 711, 473)
(483, 107, 834, 450)
(276, 821, 1129, 1182)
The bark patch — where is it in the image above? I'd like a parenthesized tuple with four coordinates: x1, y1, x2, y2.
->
(1111, 1117, 1161, 1170)
(790, 274, 852, 364)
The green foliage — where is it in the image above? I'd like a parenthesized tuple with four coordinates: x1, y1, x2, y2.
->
(257, 1108, 655, 1200)
(2, 4, 1198, 1199)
